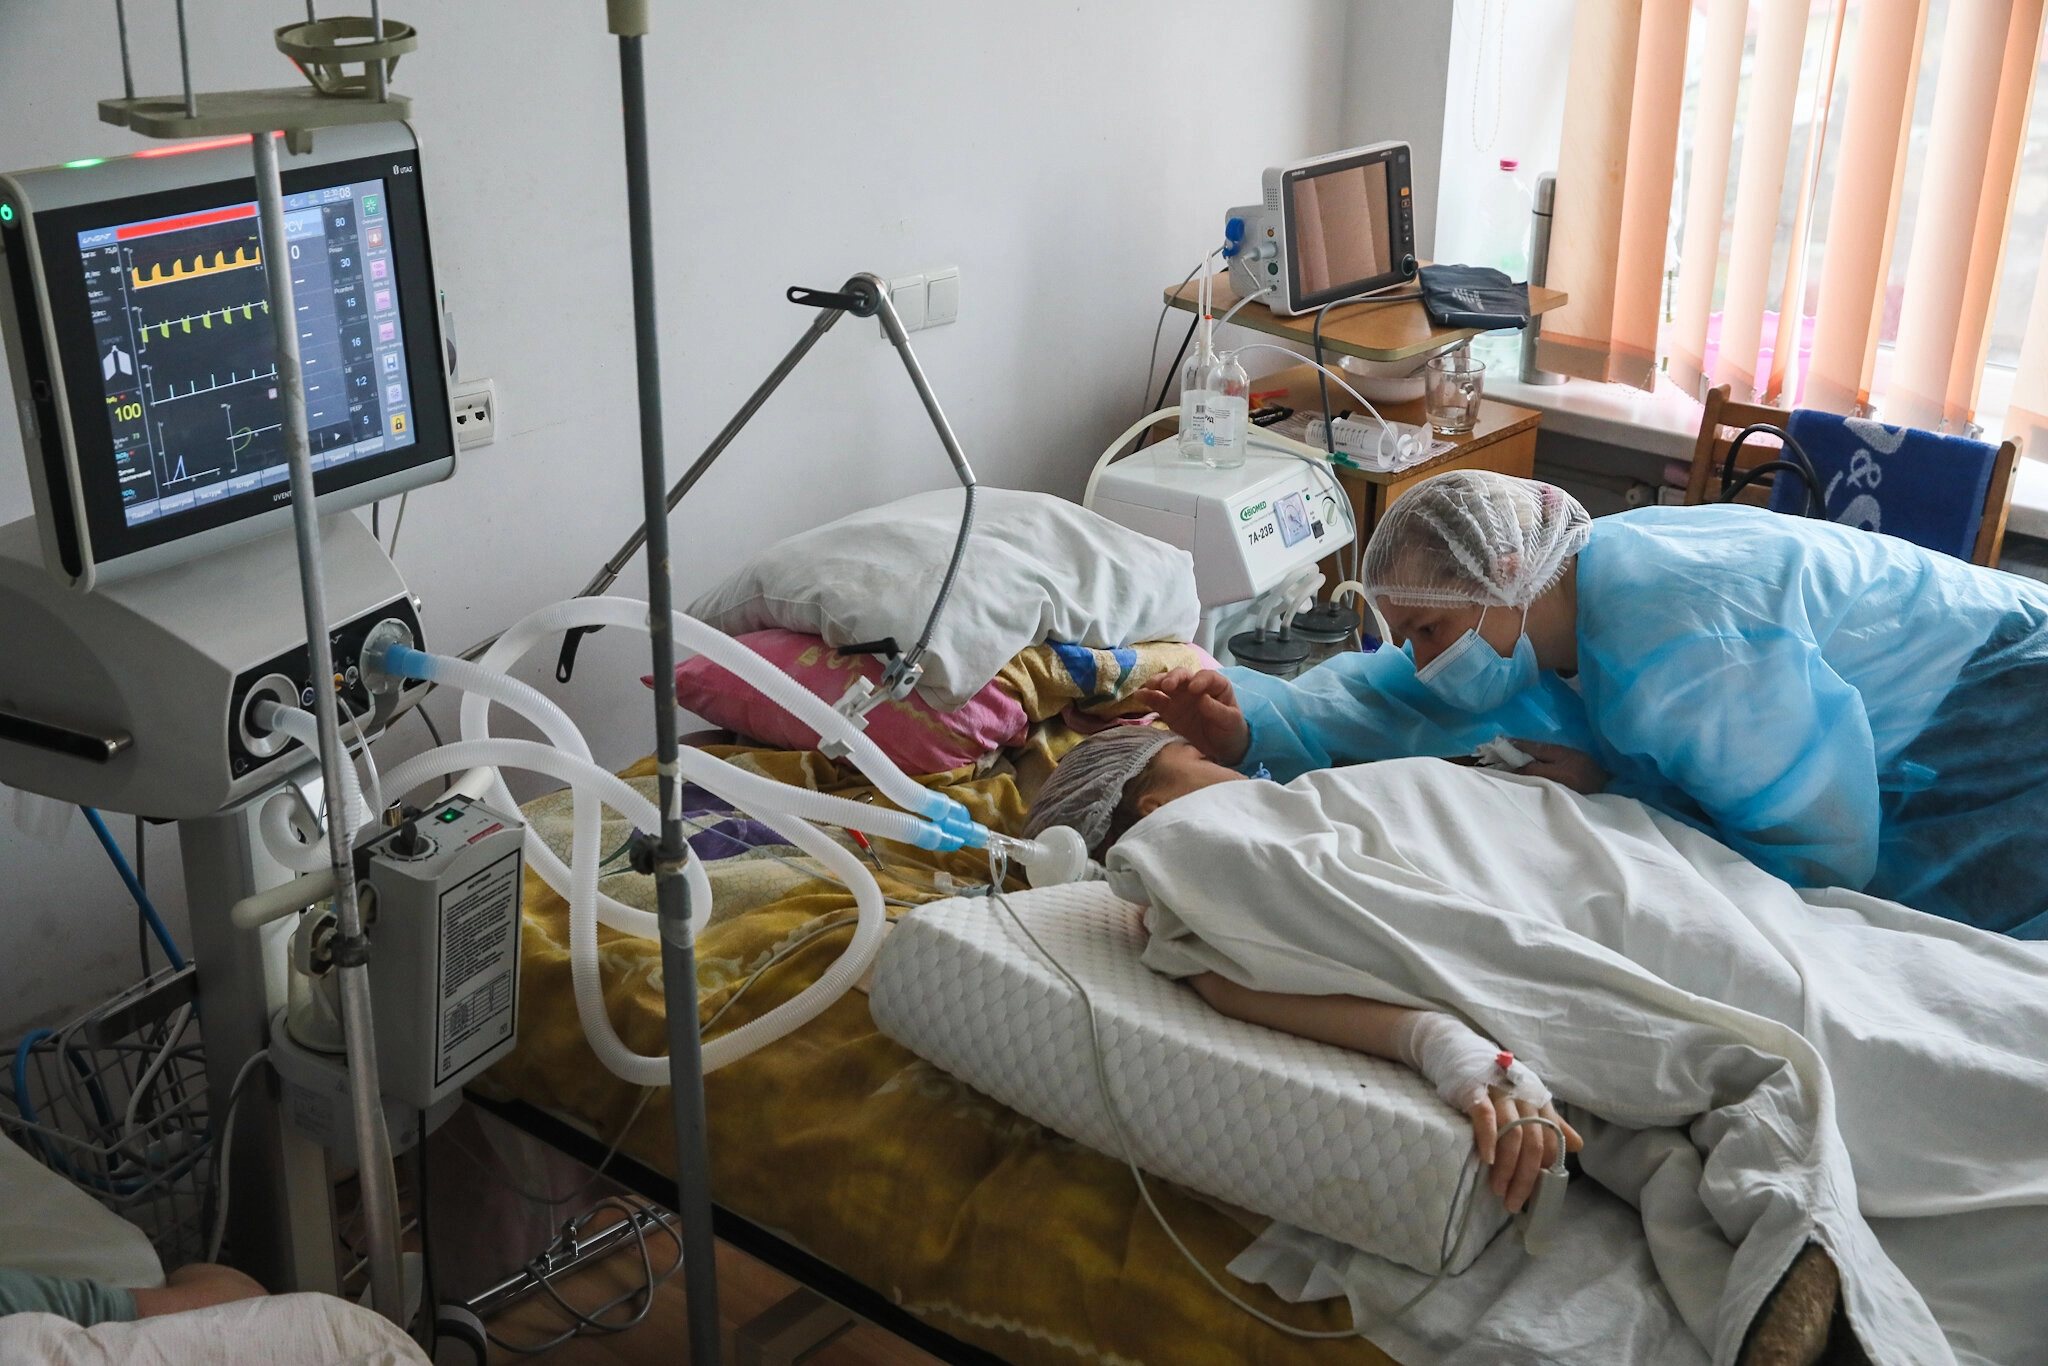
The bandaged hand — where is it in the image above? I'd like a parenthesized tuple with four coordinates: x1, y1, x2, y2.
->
(1132, 668, 1250, 766)
(1393, 1011, 1581, 1212)
(1394, 1010, 1547, 1111)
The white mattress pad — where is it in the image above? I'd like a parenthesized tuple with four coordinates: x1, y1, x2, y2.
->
(868, 882, 1506, 1275)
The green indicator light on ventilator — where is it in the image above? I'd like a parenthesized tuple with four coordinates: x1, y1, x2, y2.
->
(64, 158, 104, 169)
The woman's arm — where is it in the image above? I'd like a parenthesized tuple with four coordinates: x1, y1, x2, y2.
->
(1187, 973, 1581, 1212)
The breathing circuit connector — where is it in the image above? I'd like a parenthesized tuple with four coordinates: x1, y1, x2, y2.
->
(364, 640, 434, 687)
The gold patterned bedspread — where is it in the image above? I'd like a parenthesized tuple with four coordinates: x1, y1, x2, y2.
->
(486, 746, 1394, 1366)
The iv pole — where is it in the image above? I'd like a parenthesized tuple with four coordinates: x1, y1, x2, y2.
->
(607, 3, 725, 1361)
(101, 0, 420, 1324)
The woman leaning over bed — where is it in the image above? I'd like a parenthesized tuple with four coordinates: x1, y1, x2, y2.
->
(1142, 468, 2048, 938)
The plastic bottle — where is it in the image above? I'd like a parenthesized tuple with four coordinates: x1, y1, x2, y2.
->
(1469, 158, 1534, 375)
(1178, 345, 1250, 468)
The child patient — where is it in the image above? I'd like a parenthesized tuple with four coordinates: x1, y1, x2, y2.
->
(1023, 726, 1581, 1215)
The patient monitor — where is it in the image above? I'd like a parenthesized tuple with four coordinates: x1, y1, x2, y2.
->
(1225, 142, 1418, 317)
(0, 125, 445, 815)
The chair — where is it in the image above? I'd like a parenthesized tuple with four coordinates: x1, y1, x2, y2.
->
(1684, 384, 2020, 567)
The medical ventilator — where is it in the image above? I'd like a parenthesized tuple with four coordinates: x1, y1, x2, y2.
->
(0, 12, 1091, 1337)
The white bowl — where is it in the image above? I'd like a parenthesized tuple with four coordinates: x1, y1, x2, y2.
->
(1337, 353, 1430, 404)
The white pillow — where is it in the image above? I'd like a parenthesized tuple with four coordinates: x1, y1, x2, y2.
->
(686, 488, 1200, 710)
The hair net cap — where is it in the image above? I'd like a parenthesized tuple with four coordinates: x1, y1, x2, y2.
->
(1362, 470, 1591, 609)
(1024, 727, 1183, 859)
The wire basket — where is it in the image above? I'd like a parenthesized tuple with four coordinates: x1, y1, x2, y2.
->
(0, 965, 215, 1267)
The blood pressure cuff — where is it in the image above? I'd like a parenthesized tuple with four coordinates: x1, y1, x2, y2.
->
(1418, 264, 1529, 331)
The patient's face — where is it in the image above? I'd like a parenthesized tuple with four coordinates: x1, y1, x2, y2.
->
(1135, 741, 1250, 817)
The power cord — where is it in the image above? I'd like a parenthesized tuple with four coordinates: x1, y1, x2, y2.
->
(133, 814, 150, 977)
(418, 1110, 438, 1360)
(983, 848, 1562, 1339)
(445, 1087, 658, 1211)
(206, 1048, 270, 1262)
(481, 1195, 684, 1355)
(1141, 257, 1211, 419)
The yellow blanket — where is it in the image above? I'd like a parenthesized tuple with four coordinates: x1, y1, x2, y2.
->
(488, 746, 1392, 1366)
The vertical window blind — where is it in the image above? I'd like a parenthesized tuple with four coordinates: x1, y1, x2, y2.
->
(1540, 0, 2048, 455)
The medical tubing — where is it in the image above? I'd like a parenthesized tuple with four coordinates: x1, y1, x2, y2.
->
(376, 644, 658, 939)
(472, 596, 965, 827)
(79, 807, 185, 970)
(419, 628, 956, 854)
(1084, 407, 1182, 510)
(1214, 282, 1274, 331)
(906, 482, 975, 671)
(1142, 258, 1208, 416)
(255, 703, 368, 850)
(259, 791, 331, 874)
(121, 1003, 192, 1147)
(376, 739, 886, 1080)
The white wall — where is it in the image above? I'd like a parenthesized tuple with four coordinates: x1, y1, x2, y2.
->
(0, 0, 1364, 1034)
(1339, 0, 1456, 261)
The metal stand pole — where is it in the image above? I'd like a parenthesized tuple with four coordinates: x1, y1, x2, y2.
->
(251, 129, 407, 1324)
(613, 6, 724, 1361)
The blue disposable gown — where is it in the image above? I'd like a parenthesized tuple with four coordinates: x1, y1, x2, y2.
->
(1573, 505, 2048, 935)
(1237, 505, 2048, 937)
(1231, 643, 1597, 778)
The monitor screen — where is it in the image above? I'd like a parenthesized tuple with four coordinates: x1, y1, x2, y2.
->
(1292, 160, 1391, 296)
(0, 127, 452, 585)
(75, 177, 417, 531)
(1278, 143, 1414, 314)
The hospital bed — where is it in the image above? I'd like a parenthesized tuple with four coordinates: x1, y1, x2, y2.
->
(478, 737, 1406, 1366)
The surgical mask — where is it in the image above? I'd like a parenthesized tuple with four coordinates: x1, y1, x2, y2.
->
(1409, 606, 1538, 712)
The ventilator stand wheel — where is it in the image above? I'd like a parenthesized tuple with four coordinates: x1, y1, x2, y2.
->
(1229, 626, 1315, 678)
(431, 1304, 488, 1366)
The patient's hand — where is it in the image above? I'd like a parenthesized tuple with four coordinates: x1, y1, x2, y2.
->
(1508, 740, 1609, 795)
(129, 1263, 268, 1318)
(1133, 669, 1251, 766)
(1469, 1092, 1582, 1214)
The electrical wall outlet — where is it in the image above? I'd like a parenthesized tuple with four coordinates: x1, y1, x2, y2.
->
(882, 267, 959, 335)
(450, 378, 495, 449)
(884, 273, 926, 337)
(924, 266, 959, 326)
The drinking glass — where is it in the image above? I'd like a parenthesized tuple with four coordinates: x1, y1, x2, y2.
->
(1424, 351, 1485, 435)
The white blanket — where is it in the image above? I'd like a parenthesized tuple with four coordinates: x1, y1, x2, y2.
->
(0, 1293, 429, 1365)
(1108, 759, 2048, 1366)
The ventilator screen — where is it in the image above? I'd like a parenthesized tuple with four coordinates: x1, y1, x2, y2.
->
(76, 177, 417, 532)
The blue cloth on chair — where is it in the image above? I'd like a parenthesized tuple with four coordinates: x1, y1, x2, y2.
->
(1774, 409, 1997, 561)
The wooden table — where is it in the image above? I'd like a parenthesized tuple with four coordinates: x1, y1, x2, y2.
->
(1166, 270, 1568, 363)
(1250, 362, 1542, 554)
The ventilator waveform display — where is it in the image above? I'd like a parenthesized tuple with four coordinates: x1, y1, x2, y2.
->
(75, 180, 417, 529)
(129, 242, 262, 290)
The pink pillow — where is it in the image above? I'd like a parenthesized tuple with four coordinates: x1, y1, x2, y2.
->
(648, 629, 1031, 775)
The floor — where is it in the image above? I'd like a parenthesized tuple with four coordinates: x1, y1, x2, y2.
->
(478, 1228, 942, 1366)
(422, 1105, 942, 1366)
